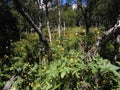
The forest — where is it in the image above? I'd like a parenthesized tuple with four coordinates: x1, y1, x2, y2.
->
(0, 0, 120, 90)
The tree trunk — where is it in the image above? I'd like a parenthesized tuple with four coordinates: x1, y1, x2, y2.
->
(45, 3, 52, 44)
(74, 0, 90, 34)
(64, 21, 66, 36)
(113, 35, 119, 64)
(37, 0, 43, 31)
(2, 75, 18, 90)
(13, 0, 50, 62)
(85, 22, 90, 34)
(86, 21, 120, 60)
(58, 0, 61, 38)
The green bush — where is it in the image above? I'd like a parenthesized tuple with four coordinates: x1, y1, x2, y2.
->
(1, 28, 120, 90)
(13, 49, 120, 90)
(0, 33, 40, 89)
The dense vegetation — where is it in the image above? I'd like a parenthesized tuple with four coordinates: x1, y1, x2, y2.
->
(0, 0, 120, 90)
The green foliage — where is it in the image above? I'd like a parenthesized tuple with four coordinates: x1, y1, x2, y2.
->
(49, 8, 58, 28)
(36, 51, 120, 90)
(11, 33, 40, 65)
(12, 49, 120, 90)
(94, 0, 120, 28)
(0, 1, 20, 57)
(99, 41, 120, 61)
(1, 0, 120, 89)
(0, 33, 40, 89)
(63, 6, 77, 27)
(1, 27, 120, 90)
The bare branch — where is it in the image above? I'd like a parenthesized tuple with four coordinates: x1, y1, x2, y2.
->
(86, 21, 120, 59)
(2, 75, 18, 90)
(13, 0, 49, 48)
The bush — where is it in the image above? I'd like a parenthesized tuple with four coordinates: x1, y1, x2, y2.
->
(13, 50, 120, 90)
(1, 28, 120, 90)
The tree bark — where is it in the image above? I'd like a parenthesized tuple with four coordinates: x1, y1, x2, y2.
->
(86, 21, 120, 60)
(113, 35, 119, 64)
(45, 2, 52, 44)
(2, 75, 18, 90)
(58, 0, 61, 38)
(37, 0, 43, 31)
(64, 21, 66, 36)
(13, 0, 49, 52)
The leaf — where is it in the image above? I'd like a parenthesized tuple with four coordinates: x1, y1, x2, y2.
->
(109, 64, 119, 71)
(26, 86, 30, 90)
(45, 81, 52, 90)
(22, 63, 28, 71)
(113, 71, 120, 78)
(92, 68, 98, 74)
(53, 83, 62, 90)
(61, 71, 66, 79)
(15, 76, 23, 85)
(31, 63, 38, 71)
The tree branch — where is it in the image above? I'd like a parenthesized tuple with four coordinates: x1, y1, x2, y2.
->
(13, 0, 49, 48)
(86, 21, 120, 59)
(2, 75, 18, 90)
(113, 35, 119, 63)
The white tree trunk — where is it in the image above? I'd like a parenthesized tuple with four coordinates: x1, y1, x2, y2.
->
(64, 21, 66, 36)
(86, 21, 120, 60)
(45, 3, 52, 44)
(47, 20, 52, 44)
(58, 0, 61, 38)
(37, 0, 43, 31)
(13, 0, 50, 63)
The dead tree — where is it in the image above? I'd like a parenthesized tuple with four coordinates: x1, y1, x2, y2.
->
(44, 0, 52, 44)
(113, 16, 120, 63)
(113, 35, 119, 64)
(37, 0, 43, 31)
(58, 0, 61, 38)
(86, 20, 120, 62)
(13, 0, 51, 62)
(2, 75, 18, 90)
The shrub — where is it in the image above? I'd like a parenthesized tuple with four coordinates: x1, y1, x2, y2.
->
(1, 28, 120, 90)
(13, 50, 120, 90)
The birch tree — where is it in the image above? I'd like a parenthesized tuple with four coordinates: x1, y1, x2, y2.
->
(86, 20, 120, 63)
(13, 0, 50, 61)
(44, 0, 52, 44)
(37, 0, 43, 31)
(58, 0, 61, 38)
